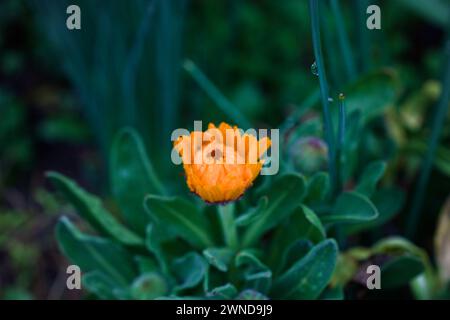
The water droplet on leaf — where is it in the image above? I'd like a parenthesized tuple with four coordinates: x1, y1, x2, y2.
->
(311, 61, 318, 76)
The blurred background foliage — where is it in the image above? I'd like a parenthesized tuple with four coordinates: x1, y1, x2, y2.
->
(0, 0, 449, 299)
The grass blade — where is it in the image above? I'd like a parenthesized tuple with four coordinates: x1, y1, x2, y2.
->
(183, 59, 252, 129)
(308, 0, 337, 195)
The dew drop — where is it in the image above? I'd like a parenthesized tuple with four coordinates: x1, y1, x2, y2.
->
(328, 97, 334, 102)
(310, 61, 319, 76)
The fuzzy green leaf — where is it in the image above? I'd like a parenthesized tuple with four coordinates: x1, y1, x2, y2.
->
(339, 70, 401, 123)
(134, 255, 158, 274)
(82, 271, 122, 300)
(277, 239, 313, 275)
(144, 195, 214, 249)
(381, 256, 425, 289)
(322, 191, 378, 223)
(48, 172, 143, 246)
(271, 239, 338, 299)
(144, 224, 169, 275)
(242, 173, 306, 246)
(235, 250, 272, 293)
(295, 205, 326, 243)
(304, 172, 330, 204)
(207, 283, 238, 299)
(235, 196, 268, 227)
(344, 187, 405, 234)
(236, 289, 269, 300)
(172, 252, 208, 292)
(110, 127, 165, 235)
(56, 217, 137, 286)
(203, 248, 233, 272)
(355, 161, 386, 197)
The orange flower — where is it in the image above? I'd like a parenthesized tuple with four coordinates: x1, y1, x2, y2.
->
(174, 122, 271, 203)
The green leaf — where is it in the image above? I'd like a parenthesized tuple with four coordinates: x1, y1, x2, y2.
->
(207, 283, 238, 299)
(266, 206, 323, 270)
(131, 272, 169, 300)
(355, 161, 386, 197)
(56, 217, 137, 286)
(242, 173, 307, 246)
(235, 250, 272, 293)
(202, 248, 233, 272)
(271, 239, 338, 299)
(172, 252, 208, 292)
(156, 295, 204, 300)
(112, 289, 133, 300)
(295, 205, 326, 243)
(303, 172, 330, 204)
(278, 239, 313, 275)
(337, 70, 400, 123)
(82, 271, 121, 300)
(110, 127, 165, 235)
(236, 289, 269, 300)
(145, 224, 169, 275)
(134, 255, 158, 274)
(341, 110, 362, 181)
(235, 197, 268, 227)
(344, 187, 405, 234)
(48, 172, 143, 247)
(183, 59, 252, 129)
(322, 192, 378, 223)
(144, 195, 214, 249)
(372, 237, 426, 257)
(381, 256, 425, 289)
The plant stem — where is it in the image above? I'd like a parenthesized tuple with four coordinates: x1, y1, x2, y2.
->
(308, 0, 337, 195)
(330, 0, 357, 82)
(218, 203, 238, 249)
(183, 59, 252, 129)
(338, 94, 346, 148)
(320, 2, 340, 88)
(337, 93, 346, 191)
(334, 93, 347, 248)
(406, 37, 450, 238)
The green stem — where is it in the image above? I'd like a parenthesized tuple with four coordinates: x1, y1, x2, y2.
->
(406, 37, 450, 238)
(337, 93, 346, 148)
(334, 93, 347, 248)
(320, 2, 340, 88)
(337, 93, 346, 191)
(183, 59, 252, 129)
(330, 0, 357, 82)
(218, 203, 238, 249)
(309, 0, 337, 195)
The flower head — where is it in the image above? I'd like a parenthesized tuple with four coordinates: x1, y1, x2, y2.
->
(174, 122, 271, 203)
